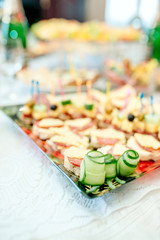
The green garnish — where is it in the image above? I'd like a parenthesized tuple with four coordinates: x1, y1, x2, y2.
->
(84, 104, 94, 111)
(61, 100, 72, 106)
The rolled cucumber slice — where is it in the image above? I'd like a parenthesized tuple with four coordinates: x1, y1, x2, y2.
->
(79, 151, 105, 186)
(87, 151, 105, 163)
(84, 151, 105, 174)
(124, 150, 139, 166)
(117, 112, 125, 121)
(117, 150, 139, 177)
(79, 159, 86, 182)
(144, 114, 160, 124)
(33, 104, 47, 112)
(105, 163, 117, 179)
(81, 170, 105, 186)
(104, 154, 116, 164)
(104, 154, 117, 179)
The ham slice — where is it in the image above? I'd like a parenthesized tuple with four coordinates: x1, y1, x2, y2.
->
(36, 118, 64, 128)
(64, 147, 89, 167)
(91, 127, 126, 148)
(67, 157, 83, 167)
(65, 118, 94, 132)
(96, 137, 119, 145)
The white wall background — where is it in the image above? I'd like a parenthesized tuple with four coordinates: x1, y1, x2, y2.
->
(85, 0, 159, 28)
(105, 0, 159, 28)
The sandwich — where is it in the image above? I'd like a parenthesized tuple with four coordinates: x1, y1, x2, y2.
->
(110, 84, 136, 109)
(90, 127, 126, 148)
(65, 118, 95, 136)
(20, 103, 33, 125)
(46, 127, 89, 159)
(127, 133, 160, 161)
(32, 118, 64, 140)
(144, 114, 160, 134)
(64, 147, 89, 176)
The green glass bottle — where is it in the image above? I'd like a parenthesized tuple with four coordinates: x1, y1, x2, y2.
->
(148, 0, 160, 61)
(1, 0, 28, 49)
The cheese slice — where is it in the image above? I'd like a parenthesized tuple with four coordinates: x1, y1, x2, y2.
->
(50, 135, 86, 148)
(65, 118, 91, 128)
(51, 126, 71, 136)
(80, 126, 96, 136)
(121, 119, 133, 133)
(38, 118, 64, 128)
(98, 146, 112, 155)
(49, 126, 89, 148)
(98, 144, 128, 157)
(134, 133, 160, 150)
(32, 125, 55, 139)
(112, 144, 129, 156)
(64, 147, 89, 159)
(91, 127, 125, 142)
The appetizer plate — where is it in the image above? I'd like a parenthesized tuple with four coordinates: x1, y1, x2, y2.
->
(1, 104, 160, 198)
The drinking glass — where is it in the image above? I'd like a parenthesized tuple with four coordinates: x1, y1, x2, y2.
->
(0, 37, 25, 105)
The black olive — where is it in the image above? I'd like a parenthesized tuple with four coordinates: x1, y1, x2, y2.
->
(50, 105, 58, 111)
(128, 113, 135, 121)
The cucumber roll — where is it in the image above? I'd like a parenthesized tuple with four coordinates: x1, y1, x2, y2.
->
(144, 114, 160, 124)
(33, 104, 47, 112)
(79, 151, 105, 186)
(104, 154, 117, 179)
(117, 150, 139, 177)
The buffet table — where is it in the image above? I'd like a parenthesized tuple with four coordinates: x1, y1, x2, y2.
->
(1, 101, 160, 240)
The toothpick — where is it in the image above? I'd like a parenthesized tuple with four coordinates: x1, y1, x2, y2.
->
(68, 55, 75, 77)
(121, 89, 131, 112)
(106, 82, 111, 102)
(134, 94, 140, 111)
(58, 78, 65, 100)
(140, 92, 144, 113)
(76, 77, 82, 99)
(51, 79, 55, 100)
(31, 80, 34, 100)
(36, 81, 40, 103)
(150, 95, 154, 115)
(86, 80, 92, 102)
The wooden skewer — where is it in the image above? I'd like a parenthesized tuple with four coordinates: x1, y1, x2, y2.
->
(86, 80, 92, 102)
(51, 79, 55, 101)
(76, 77, 82, 99)
(106, 82, 111, 102)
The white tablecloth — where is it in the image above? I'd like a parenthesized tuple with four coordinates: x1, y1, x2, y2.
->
(0, 110, 160, 240)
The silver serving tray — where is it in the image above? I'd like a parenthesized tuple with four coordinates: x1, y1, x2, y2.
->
(1, 104, 160, 198)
